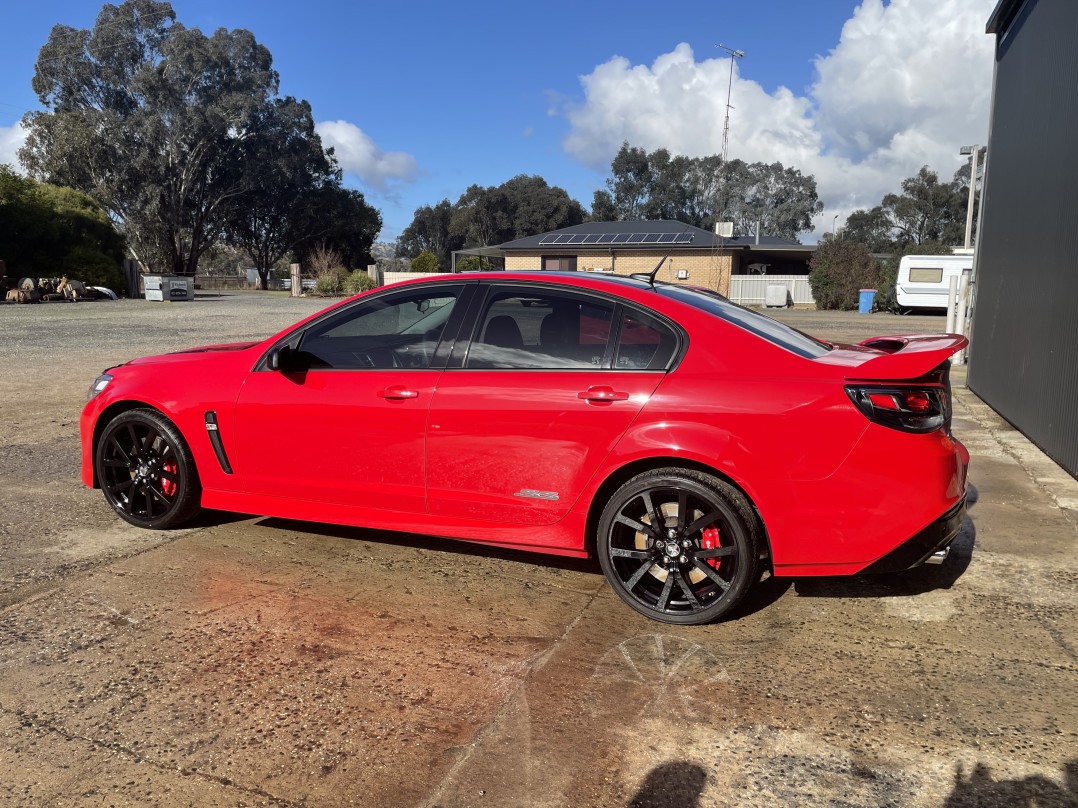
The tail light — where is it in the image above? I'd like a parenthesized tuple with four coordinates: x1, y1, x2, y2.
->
(845, 363, 952, 434)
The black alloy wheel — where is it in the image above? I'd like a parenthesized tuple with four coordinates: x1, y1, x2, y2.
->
(598, 469, 759, 625)
(96, 409, 201, 529)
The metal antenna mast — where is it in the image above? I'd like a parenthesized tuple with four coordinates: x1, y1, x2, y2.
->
(717, 44, 745, 165)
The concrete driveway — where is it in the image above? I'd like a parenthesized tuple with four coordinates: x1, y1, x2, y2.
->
(0, 295, 1074, 807)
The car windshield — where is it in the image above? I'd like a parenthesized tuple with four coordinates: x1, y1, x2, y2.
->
(656, 284, 832, 358)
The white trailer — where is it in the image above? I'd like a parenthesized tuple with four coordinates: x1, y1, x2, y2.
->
(895, 254, 973, 310)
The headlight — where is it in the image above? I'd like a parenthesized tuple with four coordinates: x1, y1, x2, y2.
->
(87, 373, 114, 401)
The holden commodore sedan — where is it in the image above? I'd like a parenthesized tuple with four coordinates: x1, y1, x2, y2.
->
(81, 272, 969, 624)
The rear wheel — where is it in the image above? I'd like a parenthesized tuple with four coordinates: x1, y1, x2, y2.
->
(95, 409, 201, 529)
(597, 469, 759, 625)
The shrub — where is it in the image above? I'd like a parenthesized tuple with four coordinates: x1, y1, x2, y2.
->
(808, 237, 882, 310)
(409, 251, 439, 273)
(343, 269, 375, 295)
(455, 255, 495, 272)
(314, 267, 347, 295)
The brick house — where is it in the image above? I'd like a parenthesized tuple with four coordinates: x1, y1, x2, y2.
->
(495, 220, 813, 296)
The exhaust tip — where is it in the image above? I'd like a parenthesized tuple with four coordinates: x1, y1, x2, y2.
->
(925, 546, 951, 565)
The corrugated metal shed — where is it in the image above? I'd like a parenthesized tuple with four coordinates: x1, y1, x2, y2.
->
(969, 0, 1078, 479)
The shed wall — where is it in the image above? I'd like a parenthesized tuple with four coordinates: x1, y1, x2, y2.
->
(968, 0, 1078, 479)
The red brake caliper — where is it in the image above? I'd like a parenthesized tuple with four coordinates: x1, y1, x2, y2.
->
(701, 526, 722, 569)
(161, 461, 177, 496)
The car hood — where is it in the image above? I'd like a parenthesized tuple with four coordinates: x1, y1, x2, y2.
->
(124, 341, 261, 366)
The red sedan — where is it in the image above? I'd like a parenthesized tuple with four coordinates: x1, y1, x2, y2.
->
(81, 272, 969, 624)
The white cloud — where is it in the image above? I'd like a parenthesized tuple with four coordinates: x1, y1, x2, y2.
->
(562, 0, 996, 239)
(315, 120, 418, 192)
(0, 122, 27, 169)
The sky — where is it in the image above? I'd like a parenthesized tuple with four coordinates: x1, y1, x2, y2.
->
(0, 0, 998, 244)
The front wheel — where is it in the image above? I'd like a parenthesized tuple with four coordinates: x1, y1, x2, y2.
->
(95, 409, 202, 529)
(597, 469, 760, 625)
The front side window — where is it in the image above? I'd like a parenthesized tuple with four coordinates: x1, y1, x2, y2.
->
(297, 287, 461, 369)
(465, 290, 614, 369)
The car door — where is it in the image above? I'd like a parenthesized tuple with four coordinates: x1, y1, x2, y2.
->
(425, 284, 681, 526)
(230, 283, 470, 514)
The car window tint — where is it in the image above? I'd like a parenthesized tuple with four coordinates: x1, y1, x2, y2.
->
(466, 291, 614, 369)
(657, 284, 831, 358)
(614, 310, 678, 370)
(299, 288, 460, 369)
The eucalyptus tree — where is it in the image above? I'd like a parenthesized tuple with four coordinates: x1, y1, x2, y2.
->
(20, 0, 280, 275)
(221, 97, 339, 289)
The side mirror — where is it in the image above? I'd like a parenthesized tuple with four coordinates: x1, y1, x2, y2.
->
(268, 345, 293, 371)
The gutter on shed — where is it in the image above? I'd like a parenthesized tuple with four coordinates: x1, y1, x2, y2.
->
(986, 0, 1028, 33)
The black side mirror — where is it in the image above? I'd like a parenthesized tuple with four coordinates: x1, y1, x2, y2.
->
(268, 345, 293, 371)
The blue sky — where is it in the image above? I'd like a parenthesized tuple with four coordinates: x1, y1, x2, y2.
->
(0, 0, 996, 243)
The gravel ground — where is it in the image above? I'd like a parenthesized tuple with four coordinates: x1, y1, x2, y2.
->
(0, 292, 1075, 807)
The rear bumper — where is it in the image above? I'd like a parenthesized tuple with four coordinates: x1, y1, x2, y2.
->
(859, 497, 966, 574)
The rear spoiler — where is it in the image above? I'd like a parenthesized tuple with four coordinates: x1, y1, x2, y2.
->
(844, 334, 968, 381)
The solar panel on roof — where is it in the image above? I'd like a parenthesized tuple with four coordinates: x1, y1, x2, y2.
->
(538, 230, 695, 246)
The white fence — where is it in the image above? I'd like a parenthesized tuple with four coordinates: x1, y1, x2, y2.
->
(728, 274, 815, 307)
(381, 271, 444, 286)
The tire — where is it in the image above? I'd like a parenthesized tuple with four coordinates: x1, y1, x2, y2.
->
(95, 409, 202, 529)
(597, 468, 759, 625)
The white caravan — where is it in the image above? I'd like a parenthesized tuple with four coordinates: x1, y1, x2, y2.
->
(895, 254, 973, 310)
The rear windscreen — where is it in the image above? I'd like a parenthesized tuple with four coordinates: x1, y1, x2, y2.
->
(657, 285, 832, 359)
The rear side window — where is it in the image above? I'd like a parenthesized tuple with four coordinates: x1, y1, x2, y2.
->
(615, 310, 678, 370)
(658, 285, 831, 358)
(466, 290, 614, 369)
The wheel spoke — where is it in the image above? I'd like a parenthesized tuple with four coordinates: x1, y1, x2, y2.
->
(625, 560, 655, 590)
(675, 569, 703, 611)
(615, 513, 659, 538)
(103, 459, 130, 469)
(686, 509, 723, 536)
(693, 559, 731, 592)
(655, 572, 675, 612)
(144, 486, 154, 517)
(146, 484, 172, 508)
(694, 545, 737, 560)
(142, 428, 160, 457)
(610, 547, 651, 560)
(107, 479, 135, 496)
(641, 491, 665, 534)
(674, 491, 688, 534)
(125, 425, 142, 458)
(107, 435, 133, 465)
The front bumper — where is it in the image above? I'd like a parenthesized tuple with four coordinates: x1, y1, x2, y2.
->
(860, 496, 967, 574)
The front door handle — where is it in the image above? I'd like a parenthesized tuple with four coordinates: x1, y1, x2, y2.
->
(578, 385, 629, 403)
(378, 386, 419, 400)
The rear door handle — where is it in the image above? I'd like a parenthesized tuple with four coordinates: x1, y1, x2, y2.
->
(578, 385, 629, 403)
(378, 386, 419, 400)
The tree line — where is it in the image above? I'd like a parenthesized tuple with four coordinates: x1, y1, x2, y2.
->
(12, 0, 980, 298)
(17, 0, 379, 289)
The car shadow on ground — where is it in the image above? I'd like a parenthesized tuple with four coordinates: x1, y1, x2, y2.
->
(251, 517, 602, 575)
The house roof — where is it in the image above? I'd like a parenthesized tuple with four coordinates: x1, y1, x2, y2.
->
(498, 220, 806, 251)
